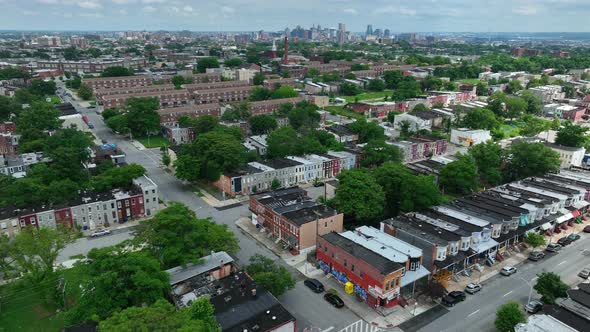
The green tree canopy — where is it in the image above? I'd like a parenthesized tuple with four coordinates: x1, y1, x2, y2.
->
(136, 202, 239, 269)
(196, 58, 220, 73)
(468, 142, 503, 186)
(101, 66, 133, 77)
(334, 170, 385, 223)
(266, 126, 299, 158)
(225, 58, 243, 68)
(77, 83, 93, 100)
(495, 302, 526, 332)
(250, 114, 278, 135)
(361, 140, 403, 168)
(504, 142, 560, 181)
(287, 101, 320, 132)
(253, 72, 265, 85)
(383, 70, 404, 89)
(271, 86, 298, 99)
(534, 272, 569, 304)
(90, 164, 146, 192)
(392, 76, 422, 101)
(439, 154, 480, 195)
(125, 97, 161, 136)
(29, 80, 57, 96)
(179, 115, 220, 135)
(519, 114, 552, 137)
(524, 232, 546, 250)
(348, 119, 386, 143)
(339, 82, 363, 96)
(249, 86, 272, 101)
(367, 79, 386, 92)
(461, 108, 501, 130)
(555, 121, 589, 148)
(246, 254, 295, 297)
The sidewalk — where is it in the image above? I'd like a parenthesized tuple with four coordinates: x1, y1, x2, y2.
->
(199, 189, 247, 208)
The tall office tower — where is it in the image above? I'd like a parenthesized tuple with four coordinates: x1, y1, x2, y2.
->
(338, 23, 346, 47)
(366, 24, 373, 36)
(384, 29, 391, 38)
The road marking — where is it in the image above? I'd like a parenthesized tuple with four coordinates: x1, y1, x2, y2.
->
(503, 291, 513, 297)
(323, 327, 334, 332)
(557, 260, 567, 266)
(467, 309, 480, 317)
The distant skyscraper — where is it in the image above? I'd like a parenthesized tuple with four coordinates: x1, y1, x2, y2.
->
(374, 29, 382, 37)
(384, 29, 391, 38)
(366, 24, 373, 36)
(338, 23, 346, 47)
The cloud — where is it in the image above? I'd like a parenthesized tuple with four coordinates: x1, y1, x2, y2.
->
(118, 8, 128, 14)
(79, 12, 103, 17)
(111, 0, 135, 4)
(374, 5, 417, 16)
(77, 1, 102, 9)
(22, 10, 40, 16)
(512, 6, 539, 15)
(342, 8, 358, 15)
(142, 0, 166, 3)
(141, 5, 156, 12)
(36, 0, 60, 4)
(183, 5, 193, 12)
(221, 5, 235, 14)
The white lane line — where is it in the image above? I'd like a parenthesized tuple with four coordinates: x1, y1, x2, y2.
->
(557, 260, 567, 266)
(503, 290, 513, 297)
(323, 327, 334, 332)
(467, 309, 480, 317)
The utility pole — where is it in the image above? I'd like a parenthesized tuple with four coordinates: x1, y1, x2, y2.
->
(520, 277, 534, 305)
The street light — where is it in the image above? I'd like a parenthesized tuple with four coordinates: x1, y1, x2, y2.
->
(520, 277, 535, 305)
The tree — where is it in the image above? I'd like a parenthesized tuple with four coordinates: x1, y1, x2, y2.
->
(65, 247, 170, 324)
(99, 299, 218, 332)
(271, 86, 298, 99)
(249, 86, 271, 101)
(339, 82, 362, 96)
(101, 66, 133, 77)
(495, 302, 526, 332)
(383, 70, 403, 89)
(250, 115, 278, 135)
(90, 164, 146, 192)
(246, 254, 295, 297)
(179, 115, 219, 135)
(266, 126, 299, 158)
(348, 119, 386, 143)
(506, 80, 523, 94)
(136, 202, 239, 269)
(504, 142, 560, 181)
(287, 102, 320, 132)
(162, 152, 171, 167)
(469, 142, 503, 186)
(190, 297, 220, 331)
(555, 121, 589, 148)
(361, 140, 403, 168)
(43, 128, 93, 183)
(392, 76, 422, 101)
(488, 91, 507, 116)
(16, 102, 62, 145)
(520, 114, 552, 137)
(334, 170, 385, 223)
(476, 81, 488, 96)
(534, 272, 569, 304)
(29, 80, 57, 96)
(422, 76, 443, 91)
(461, 108, 500, 130)
(63, 47, 81, 61)
(367, 79, 385, 92)
(443, 81, 457, 91)
(372, 163, 442, 216)
(196, 57, 220, 73)
(77, 83, 93, 100)
(225, 58, 243, 68)
(125, 97, 161, 136)
(524, 233, 546, 250)
(0, 95, 21, 120)
(253, 72, 265, 85)
(505, 97, 528, 119)
(271, 178, 281, 190)
(172, 75, 185, 88)
(520, 90, 542, 115)
(9, 226, 72, 283)
(439, 154, 480, 195)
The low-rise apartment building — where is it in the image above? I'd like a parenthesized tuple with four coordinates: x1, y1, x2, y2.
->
(162, 125, 194, 145)
(183, 80, 251, 93)
(544, 143, 586, 168)
(248, 97, 304, 116)
(263, 78, 298, 90)
(82, 75, 153, 90)
(250, 187, 343, 254)
(102, 89, 192, 109)
(390, 136, 449, 163)
(0, 122, 16, 134)
(450, 128, 492, 147)
(193, 85, 252, 104)
(0, 133, 19, 155)
(94, 84, 176, 103)
(529, 85, 565, 104)
(38, 58, 148, 73)
(158, 103, 222, 126)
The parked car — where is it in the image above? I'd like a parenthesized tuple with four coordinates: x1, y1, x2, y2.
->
(88, 123, 95, 129)
(567, 233, 581, 242)
(304, 279, 325, 293)
(545, 243, 562, 253)
(90, 229, 111, 237)
(584, 225, 590, 233)
(500, 266, 517, 276)
(324, 293, 344, 308)
(528, 251, 546, 261)
(557, 237, 572, 246)
(442, 291, 466, 307)
(579, 267, 590, 279)
(465, 283, 482, 294)
(524, 300, 543, 314)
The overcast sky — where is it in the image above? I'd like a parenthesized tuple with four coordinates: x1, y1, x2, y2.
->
(1, 0, 589, 32)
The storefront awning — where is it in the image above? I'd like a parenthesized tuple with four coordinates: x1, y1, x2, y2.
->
(541, 223, 552, 231)
(572, 210, 580, 218)
(573, 200, 590, 210)
(556, 213, 573, 224)
(400, 266, 431, 287)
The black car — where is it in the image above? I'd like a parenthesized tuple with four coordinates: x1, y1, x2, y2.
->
(304, 278, 325, 293)
(557, 237, 572, 246)
(584, 225, 590, 233)
(324, 293, 344, 308)
(567, 233, 581, 242)
(442, 291, 466, 307)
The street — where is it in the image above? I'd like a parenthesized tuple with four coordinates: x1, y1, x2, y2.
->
(418, 234, 590, 332)
(58, 89, 360, 331)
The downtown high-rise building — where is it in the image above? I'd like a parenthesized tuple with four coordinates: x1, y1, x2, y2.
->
(338, 23, 346, 47)
(366, 24, 373, 36)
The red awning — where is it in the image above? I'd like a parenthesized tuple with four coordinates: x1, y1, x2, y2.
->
(572, 210, 580, 218)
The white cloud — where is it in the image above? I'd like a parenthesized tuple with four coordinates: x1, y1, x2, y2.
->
(22, 10, 40, 16)
(36, 0, 60, 4)
(79, 12, 104, 17)
(513, 6, 539, 15)
(221, 5, 235, 14)
(183, 5, 193, 12)
(118, 8, 128, 14)
(111, 0, 135, 4)
(374, 5, 417, 16)
(77, 1, 102, 9)
(141, 5, 156, 12)
(142, 0, 166, 3)
(342, 8, 358, 15)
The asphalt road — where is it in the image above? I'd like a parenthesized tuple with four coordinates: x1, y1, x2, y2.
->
(58, 88, 360, 331)
(418, 233, 590, 332)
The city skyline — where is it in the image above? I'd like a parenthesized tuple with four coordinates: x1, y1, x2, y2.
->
(1, 0, 590, 32)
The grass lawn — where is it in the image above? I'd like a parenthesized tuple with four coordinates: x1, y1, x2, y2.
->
(0, 281, 66, 332)
(496, 123, 521, 139)
(456, 78, 482, 84)
(136, 135, 169, 149)
(324, 105, 365, 121)
(342, 90, 393, 103)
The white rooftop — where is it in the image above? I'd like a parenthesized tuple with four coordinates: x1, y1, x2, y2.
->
(248, 161, 275, 172)
(432, 206, 490, 227)
(509, 183, 569, 201)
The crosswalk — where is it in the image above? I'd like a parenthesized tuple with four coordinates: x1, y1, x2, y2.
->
(335, 320, 382, 332)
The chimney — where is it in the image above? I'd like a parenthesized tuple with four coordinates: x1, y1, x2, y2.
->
(282, 36, 289, 64)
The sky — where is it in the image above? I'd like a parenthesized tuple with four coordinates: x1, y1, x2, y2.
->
(0, 0, 589, 32)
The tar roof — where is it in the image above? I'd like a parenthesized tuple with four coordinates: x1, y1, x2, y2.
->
(385, 216, 460, 243)
(321, 232, 403, 275)
(166, 251, 234, 286)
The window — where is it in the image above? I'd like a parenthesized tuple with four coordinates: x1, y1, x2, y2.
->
(152, 189, 156, 194)
(131, 199, 136, 205)
(331, 252, 334, 258)
(125, 200, 130, 207)
(351, 264, 355, 272)
(20, 221, 25, 227)
(117, 202, 122, 208)
(1, 223, 6, 229)
(344, 259, 347, 267)
(29, 217, 35, 223)
(88, 207, 91, 212)
(111, 203, 115, 209)
(401, 267, 406, 276)
(153, 197, 156, 202)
